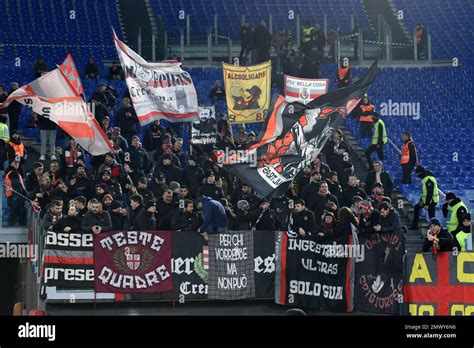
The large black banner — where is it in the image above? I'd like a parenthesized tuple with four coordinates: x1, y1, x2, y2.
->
(130, 230, 275, 302)
(42, 231, 94, 288)
(354, 231, 405, 314)
(275, 232, 356, 312)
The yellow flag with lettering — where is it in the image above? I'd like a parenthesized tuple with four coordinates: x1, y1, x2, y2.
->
(223, 61, 271, 123)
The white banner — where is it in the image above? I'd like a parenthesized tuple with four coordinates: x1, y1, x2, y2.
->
(113, 30, 199, 125)
(284, 76, 329, 104)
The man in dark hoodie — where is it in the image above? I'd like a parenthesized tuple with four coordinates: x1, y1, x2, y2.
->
(197, 172, 224, 200)
(422, 218, 454, 253)
(442, 192, 468, 234)
(171, 199, 200, 231)
(103, 193, 127, 230)
(41, 200, 64, 230)
(410, 166, 439, 231)
(197, 196, 228, 239)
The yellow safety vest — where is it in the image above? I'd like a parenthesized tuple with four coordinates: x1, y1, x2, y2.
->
(421, 175, 439, 204)
(303, 27, 315, 42)
(456, 231, 470, 251)
(446, 201, 468, 233)
(372, 119, 387, 145)
(0, 123, 9, 143)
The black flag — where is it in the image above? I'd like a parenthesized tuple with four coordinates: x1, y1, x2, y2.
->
(217, 61, 378, 200)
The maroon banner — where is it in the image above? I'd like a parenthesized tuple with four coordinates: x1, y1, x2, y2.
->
(94, 231, 173, 293)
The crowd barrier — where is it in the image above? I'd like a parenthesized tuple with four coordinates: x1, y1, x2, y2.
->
(29, 222, 474, 316)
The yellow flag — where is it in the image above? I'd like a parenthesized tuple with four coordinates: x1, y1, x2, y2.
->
(223, 61, 271, 123)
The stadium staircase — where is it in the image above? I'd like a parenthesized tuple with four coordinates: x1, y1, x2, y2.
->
(117, 0, 154, 60)
(341, 125, 426, 253)
(362, 0, 413, 60)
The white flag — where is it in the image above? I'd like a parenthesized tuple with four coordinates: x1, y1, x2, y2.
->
(0, 68, 114, 156)
(113, 29, 199, 125)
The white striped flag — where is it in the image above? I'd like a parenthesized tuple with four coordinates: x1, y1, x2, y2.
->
(0, 68, 114, 156)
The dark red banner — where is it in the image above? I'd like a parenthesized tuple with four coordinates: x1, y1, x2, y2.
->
(94, 231, 173, 293)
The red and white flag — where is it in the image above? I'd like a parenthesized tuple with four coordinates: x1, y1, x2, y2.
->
(0, 68, 114, 156)
(113, 29, 199, 125)
(60, 53, 85, 96)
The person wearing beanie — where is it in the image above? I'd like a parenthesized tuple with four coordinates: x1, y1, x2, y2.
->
(103, 193, 127, 230)
(452, 214, 472, 251)
(442, 192, 469, 233)
(125, 136, 150, 174)
(410, 166, 439, 231)
(115, 97, 139, 144)
(422, 218, 455, 253)
(136, 177, 155, 204)
(365, 112, 387, 167)
(197, 171, 224, 201)
(6, 129, 27, 175)
(135, 199, 158, 230)
(400, 131, 418, 184)
(154, 152, 183, 183)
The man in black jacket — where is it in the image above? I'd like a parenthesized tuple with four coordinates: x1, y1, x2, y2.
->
(156, 189, 179, 230)
(253, 21, 272, 63)
(125, 136, 150, 174)
(197, 172, 224, 200)
(128, 194, 143, 230)
(253, 200, 277, 231)
(7, 82, 22, 132)
(81, 199, 112, 234)
(288, 199, 315, 238)
(374, 202, 400, 234)
(308, 180, 339, 224)
(342, 175, 367, 208)
(235, 200, 262, 230)
(135, 200, 158, 230)
(171, 199, 200, 231)
(155, 154, 183, 184)
(239, 21, 253, 64)
(365, 161, 393, 198)
(183, 156, 204, 198)
(115, 98, 140, 143)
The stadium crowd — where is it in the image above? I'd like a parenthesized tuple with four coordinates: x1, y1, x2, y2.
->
(1, 46, 470, 252)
